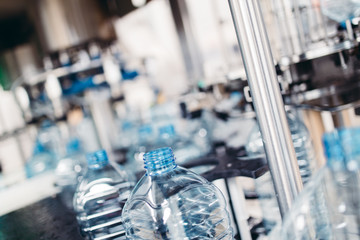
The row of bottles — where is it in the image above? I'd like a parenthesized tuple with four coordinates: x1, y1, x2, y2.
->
(23, 103, 318, 239)
(245, 110, 316, 232)
(270, 126, 360, 239)
(120, 104, 213, 177)
(25, 120, 64, 178)
(321, 0, 360, 23)
(22, 104, 233, 239)
(73, 150, 135, 239)
(124, 120, 211, 176)
(73, 148, 234, 239)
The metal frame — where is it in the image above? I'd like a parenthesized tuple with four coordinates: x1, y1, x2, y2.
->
(227, 0, 303, 217)
(168, 0, 204, 87)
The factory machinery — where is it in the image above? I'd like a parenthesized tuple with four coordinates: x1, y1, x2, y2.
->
(0, 0, 360, 239)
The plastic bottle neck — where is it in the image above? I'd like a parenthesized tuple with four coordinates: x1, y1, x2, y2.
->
(143, 147, 177, 176)
(87, 150, 109, 170)
(159, 124, 176, 139)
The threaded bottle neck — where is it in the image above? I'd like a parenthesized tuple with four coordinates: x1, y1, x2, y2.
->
(87, 150, 109, 170)
(143, 147, 177, 176)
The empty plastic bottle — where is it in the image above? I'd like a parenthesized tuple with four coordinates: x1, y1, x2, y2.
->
(270, 127, 360, 240)
(182, 110, 212, 159)
(36, 119, 65, 158)
(321, 0, 360, 23)
(157, 124, 208, 165)
(246, 111, 314, 183)
(246, 111, 315, 232)
(55, 138, 86, 209)
(122, 147, 233, 240)
(25, 140, 56, 178)
(55, 138, 85, 188)
(323, 127, 360, 237)
(73, 150, 135, 239)
(125, 125, 155, 175)
(117, 120, 137, 149)
(26, 119, 65, 178)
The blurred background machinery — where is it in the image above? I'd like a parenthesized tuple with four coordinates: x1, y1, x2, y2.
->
(1, 0, 360, 239)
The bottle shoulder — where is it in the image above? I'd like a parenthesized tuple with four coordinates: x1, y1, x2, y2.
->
(141, 166, 208, 187)
(124, 167, 222, 209)
(76, 163, 134, 192)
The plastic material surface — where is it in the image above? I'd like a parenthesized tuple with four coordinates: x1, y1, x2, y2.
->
(270, 127, 360, 239)
(73, 150, 135, 239)
(122, 147, 234, 239)
(25, 150, 56, 178)
(246, 112, 315, 232)
(321, 0, 360, 22)
(26, 121, 64, 178)
(55, 139, 86, 209)
(55, 139, 85, 188)
(246, 112, 314, 183)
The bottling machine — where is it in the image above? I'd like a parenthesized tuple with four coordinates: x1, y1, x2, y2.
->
(1, 0, 360, 239)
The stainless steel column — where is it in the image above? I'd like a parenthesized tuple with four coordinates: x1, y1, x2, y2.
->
(227, 0, 303, 216)
(168, 0, 204, 87)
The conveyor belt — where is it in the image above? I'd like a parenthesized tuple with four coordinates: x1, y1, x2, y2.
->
(0, 195, 82, 240)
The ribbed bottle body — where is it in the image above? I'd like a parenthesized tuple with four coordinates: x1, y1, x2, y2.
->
(73, 151, 134, 239)
(122, 148, 233, 239)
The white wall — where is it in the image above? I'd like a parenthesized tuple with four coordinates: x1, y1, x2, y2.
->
(113, 0, 188, 98)
(185, 0, 244, 83)
(0, 89, 30, 181)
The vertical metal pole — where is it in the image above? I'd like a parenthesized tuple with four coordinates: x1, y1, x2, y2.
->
(168, 0, 204, 87)
(86, 89, 116, 153)
(345, 19, 355, 41)
(270, 0, 293, 56)
(317, 0, 330, 45)
(292, 0, 307, 52)
(227, 0, 303, 217)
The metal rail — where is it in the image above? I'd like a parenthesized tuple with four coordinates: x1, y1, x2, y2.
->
(227, 0, 303, 217)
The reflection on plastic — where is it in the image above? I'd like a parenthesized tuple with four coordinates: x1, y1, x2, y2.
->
(122, 147, 234, 239)
(270, 127, 360, 239)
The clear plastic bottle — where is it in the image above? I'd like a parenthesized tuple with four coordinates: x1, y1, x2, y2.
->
(117, 120, 137, 149)
(26, 119, 65, 178)
(171, 109, 213, 165)
(125, 125, 155, 175)
(36, 119, 65, 158)
(246, 111, 315, 232)
(323, 128, 360, 237)
(55, 138, 86, 209)
(157, 124, 207, 165)
(55, 138, 85, 188)
(321, 0, 360, 23)
(122, 147, 233, 240)
(246, 111, 314, 183)
(25, 141, 56, 178)
(270, 127, 360, 240)
(183, 110, 212, 159)
(73, 150, 135, 239)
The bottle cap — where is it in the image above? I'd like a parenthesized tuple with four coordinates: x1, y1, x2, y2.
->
(86, 150, 109, 169)
(139, 125, 153, 136)
(323, 127, 360, 170)
(323, 131, 343, 164)
(159, 124, 175, 138)
(66, 138, 81, 155)
(143, 147, 176, 175)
